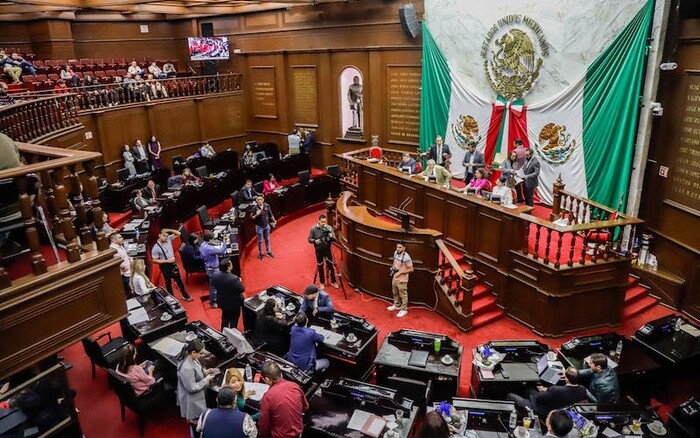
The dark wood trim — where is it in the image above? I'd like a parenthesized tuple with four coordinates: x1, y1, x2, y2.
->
(662, 199, 700, 218)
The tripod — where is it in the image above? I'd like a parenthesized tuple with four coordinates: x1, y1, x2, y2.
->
(312, 243, 347, 299)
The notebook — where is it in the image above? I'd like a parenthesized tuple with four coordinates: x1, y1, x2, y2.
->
(408, 349, 429, 368)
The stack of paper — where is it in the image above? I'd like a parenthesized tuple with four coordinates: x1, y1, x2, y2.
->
(310, 325, 345, 346)
(347, 410, 386, 438)
(127, 307, 149, 325)
(152, 337, 186, 357)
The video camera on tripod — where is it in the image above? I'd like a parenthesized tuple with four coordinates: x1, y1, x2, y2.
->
(318, 226, 336, 246)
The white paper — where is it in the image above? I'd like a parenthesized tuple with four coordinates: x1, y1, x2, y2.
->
(602, 427, 622, 437)
(126, 298, 142, 311)
(583, 355, 619, 369)
(127, 307, 149, 325)
(348, 410, 372, 431)
(347, 410, 386, 437)
(151, 337, 186, 357)
(246, 382, 270, 401)
(310, 325, 345, 346)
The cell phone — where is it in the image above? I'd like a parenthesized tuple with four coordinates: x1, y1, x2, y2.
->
(500, 368, 510, 379)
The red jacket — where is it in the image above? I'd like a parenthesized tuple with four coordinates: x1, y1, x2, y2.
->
(258, 378, 308, 438)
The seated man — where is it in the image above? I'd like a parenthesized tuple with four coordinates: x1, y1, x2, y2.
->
(142, 179, 160, 201)
(162, 62, 176, 77)
(299, 284, 334, 318)
(200, 142, 216, 158)
(147, 62, 168, 79)
(397, 152, 417, 174)
(546, 410, 574, 438)
(180, 234, 203, 266)
(127, 61, 144, 77)
(11, 53, 36, 76)
(285, 313, 329, 374)
(237, 179, 258, 204)
(251, 298, 290, 356)
(507, 367, 587, 418)
(579, 352, 619, 403)
(419, 159, 452, 185)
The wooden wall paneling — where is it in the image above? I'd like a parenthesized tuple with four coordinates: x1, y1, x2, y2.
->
(152, 100, 201, 147)
(444, 199, 468, 250)
(0, 23, 31, 48)
(368, 50, 382, 146)
(289, 64, 319, 127)
(475, 211, 503, 265)
(382, 50, 422, 149)
(423, 189, 446, 232)
(200, 94, 247, 141)
(359, 167, 380, 209)
(28, 20, 75, 60)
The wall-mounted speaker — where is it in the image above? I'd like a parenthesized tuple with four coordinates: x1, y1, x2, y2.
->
(399, 4, 420, 39)
(200, 22, 217, 75)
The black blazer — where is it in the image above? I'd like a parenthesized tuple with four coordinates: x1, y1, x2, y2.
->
(252, 313, 290, 356)
(530, 385, 587, 417)
(142, 184, 160, 200)
(211, 272, 245, 312)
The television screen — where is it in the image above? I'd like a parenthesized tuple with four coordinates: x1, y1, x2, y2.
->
(188, 36, 230, 61)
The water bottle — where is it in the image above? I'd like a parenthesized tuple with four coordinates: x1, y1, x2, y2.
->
(509, 410, 517, 430)
(675, 317, 683, 331)
(134, 227, 140, 241)
(615, 340, 623, 358)
(245, 364, 253, 382)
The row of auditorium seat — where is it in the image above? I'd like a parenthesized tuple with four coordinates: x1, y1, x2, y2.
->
(30, 58, 179, 75)
(21, 69, 179, 92)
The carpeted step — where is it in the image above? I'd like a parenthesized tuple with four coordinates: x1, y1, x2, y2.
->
(628, 275, 639, 287)
(622, 295, 658, 320)
(472, 283, 490, 298)
(624, 285, 649, 305)
(472, 295, 497, 315)
(472, 308, 505, 328)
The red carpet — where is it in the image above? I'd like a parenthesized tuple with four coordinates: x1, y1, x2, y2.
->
(57, 205, 683, 437)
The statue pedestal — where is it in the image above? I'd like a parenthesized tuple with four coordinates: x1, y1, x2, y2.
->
(344, 127, 364, 140)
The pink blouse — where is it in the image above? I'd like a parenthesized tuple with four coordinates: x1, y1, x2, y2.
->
(468, 178, 489, 194)
(117, 365, 155, 396)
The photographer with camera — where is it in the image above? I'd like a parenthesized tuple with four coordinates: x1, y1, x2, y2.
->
(387, 241, 413, 318)
(308, 214, 339, 289)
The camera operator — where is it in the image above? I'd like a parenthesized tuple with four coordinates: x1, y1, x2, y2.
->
(308, 214, 339, 289)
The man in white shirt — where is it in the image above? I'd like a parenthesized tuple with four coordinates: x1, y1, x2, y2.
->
(127, 61, 143, 77)
(109, 233, 132, 294)
(287, 129, 301, 155)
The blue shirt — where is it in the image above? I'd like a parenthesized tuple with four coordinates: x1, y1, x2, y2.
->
(199, 241, 227, 270)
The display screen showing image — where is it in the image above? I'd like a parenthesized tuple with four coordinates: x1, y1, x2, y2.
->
(188, 36, 230, 61)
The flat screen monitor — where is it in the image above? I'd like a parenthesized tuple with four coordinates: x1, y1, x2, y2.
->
(117, 168, 130, 182)
(428, 175, 437, 183)
(400, 166, 410, 174)
(253, 151, 267, 162)
(188, 36, 230, 61)
(245, 140, 257, 149)
(298, 170, 310, 185)
(326, 165, 340, 177)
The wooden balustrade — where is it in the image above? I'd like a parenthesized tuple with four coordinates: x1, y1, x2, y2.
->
(338, 147, 421, 189)
(435, 239, 476, 317)
(0, 94, 80, 143)
(551, 174, 625, 224)
(0, 143, 106, 289)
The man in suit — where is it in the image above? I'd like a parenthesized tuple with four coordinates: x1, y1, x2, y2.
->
(462, 143, 485, 183)
(507, 367, 587, 418)
(133, 139, 149, 172)
(285, 313, 329, 373)
(427, 135, 451, 166)
(142, 179, 160, 201)
(522, 148, 540, 207)
(300, 284, 334, 318)
(237, 179, 257, 204)
(211, 258, 246, 331)
(396, 153, 417, 174)
(302, 128, 316, 155)
(419, 159, 453, 185)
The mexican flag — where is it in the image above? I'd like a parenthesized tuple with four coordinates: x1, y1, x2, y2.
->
(419, 0, 652, 209)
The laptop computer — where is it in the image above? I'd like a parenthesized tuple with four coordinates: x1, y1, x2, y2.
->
(536, 354, 563, 385)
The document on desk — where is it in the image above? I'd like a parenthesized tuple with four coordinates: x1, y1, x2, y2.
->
(347, 409, 386, 438)
(245, 382, 270, 401)
(152, 337, 186, 357)
(126, 298, 142, 311)
(310, 325, 345, 346)
(127, 307, 149, 325)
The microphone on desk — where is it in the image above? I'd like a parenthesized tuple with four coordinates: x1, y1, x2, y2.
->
(399, 197, 413, 210)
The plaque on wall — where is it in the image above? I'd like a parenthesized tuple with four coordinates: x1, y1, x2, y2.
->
(386, 65, 421, 145)
(666, 72, 700, 215)
(251, 66, 278, 119)
(291, 66, 318, 126)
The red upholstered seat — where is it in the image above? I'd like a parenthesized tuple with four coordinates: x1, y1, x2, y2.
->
(415, 161, 422, 173)
(369, 146, 382, 160)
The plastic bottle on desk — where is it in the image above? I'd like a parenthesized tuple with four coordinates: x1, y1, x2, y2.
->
(245, 364, 253, 382)
(615, 340, 623, 358)
(509, 410, 517, 430)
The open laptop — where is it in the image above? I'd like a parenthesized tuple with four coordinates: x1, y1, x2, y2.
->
(536, 354, 563, 385)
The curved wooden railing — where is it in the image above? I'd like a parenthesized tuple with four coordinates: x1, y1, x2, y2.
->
(0, 94, 80, 143)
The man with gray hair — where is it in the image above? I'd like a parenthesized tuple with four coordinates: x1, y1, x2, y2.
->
(419, 159, 453, 185)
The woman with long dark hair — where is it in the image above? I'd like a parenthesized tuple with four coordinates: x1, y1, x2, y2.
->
(116, 344, 156, 396)
(148, 135, 162, 169)
(177, 340, 217, 428)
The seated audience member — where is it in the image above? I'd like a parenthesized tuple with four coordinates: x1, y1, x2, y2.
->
(0, 51, 22, 83)
(546, 410, 574, 438)
(131, 259, 155, 302)
(287, 129, 301, 154)
(162, 62, 176, 77)
(123, 72, 136, 84)
(418, 411, 450, 438)
(465, 167, 490, 195)
(300, 284, 334, 318)
(241, 146, 256, 167)
(180, 234, 203, 264)
(579, 352, 619, 403)
(285, 312, 329, 374)
(222, 368, 260, 420)
(116, 344, 157, 397)
(142, 179, 160, 201)
(149, 77, 169, 99)
(262, 174, 279, 195)
(127, 61, 144, 77)
(181, 167, 200, 185)
(507, 367, 587, 418)
(200, 142, 216, 158)
(148, 62, 168, 79)
(397, 152, 417, 174)
(492, 176, 514, 205)
(196, 387, 257, 438)
(419, 159, 453, 185)
(123, 144, 137, 176)
(238, 180, 257, 204)
(82, 74, 97, 88)
(59, 65, 80, 87)
(131, 189, 148, 212)
(251, 298, 289, 356)
(0, 82, 15, 106)
(258, 360, 308, 438)
(53, 79, 68, 94)
(11, 53, 36, 76)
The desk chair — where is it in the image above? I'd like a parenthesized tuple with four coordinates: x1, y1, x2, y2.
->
(196, 205, 219, 230)
(106, 369, 167, 436)
(81, 331, 129, 379)
(195, 165, 208, 179)
(179, 244, 206, 283)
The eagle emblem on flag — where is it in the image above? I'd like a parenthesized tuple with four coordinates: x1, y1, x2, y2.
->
(534, 123, 577, 165)
(451, 114, 481, 149)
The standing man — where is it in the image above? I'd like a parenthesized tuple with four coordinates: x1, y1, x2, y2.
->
(522, 148, 540, 207)
(109, 233, 132, 294)
(387, 242, 413, 318)
(199, 231, 228, 308)
(513, 138, 527, 168)
(258, 361, 308, 438)
(133, 139, 149, 172)
(347, 76, 363, 128)
(211, 258, 246, 331)
(151, 228, 193, 301)
(252, 194, 276, 261)
(287, 128, 301, 155)
(302, 128, 316, 155)
(462, 143, 485, 183)
(579, 353, 619, 403)
(428, 135, 452, 166)
(196, 387, 257, 438)
(308, 214, 339, 289)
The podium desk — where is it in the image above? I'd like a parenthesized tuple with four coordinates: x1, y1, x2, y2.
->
(566, 403, 679, 438)
(374, 330, 463, 406)
(120, 287, 187, 343)
(632, 314, 700, 367)
(304, 380, 418, 438)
